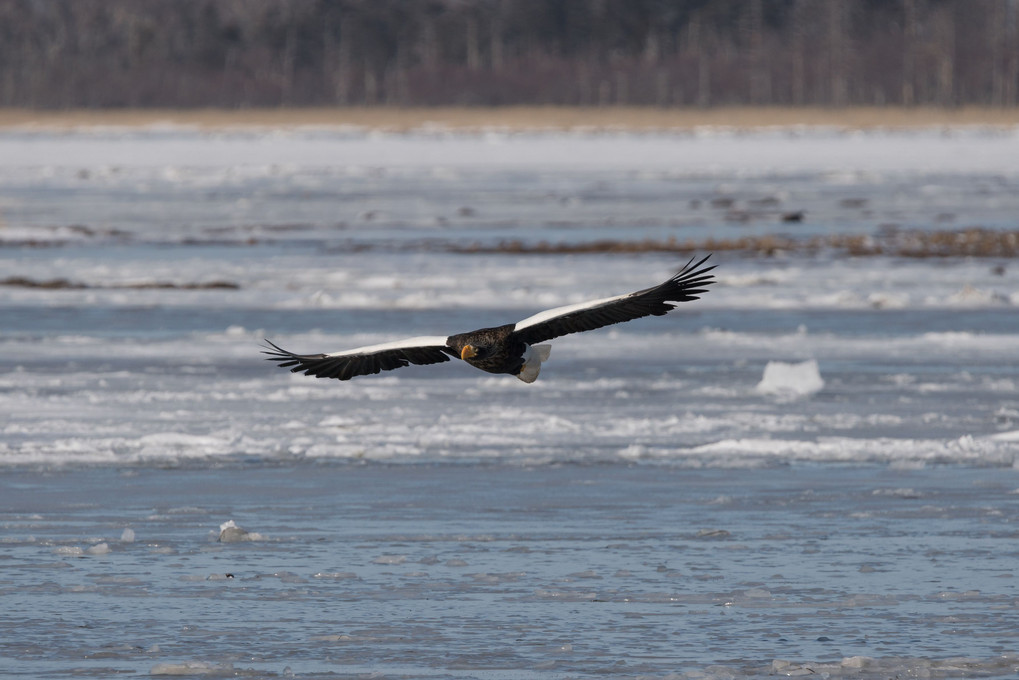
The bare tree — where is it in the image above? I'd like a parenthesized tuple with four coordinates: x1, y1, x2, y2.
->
(902, 0, 917, 105)
(1, 0, 1016, 109)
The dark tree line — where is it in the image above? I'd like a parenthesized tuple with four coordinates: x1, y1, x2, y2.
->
(1, 0, 1017, 109)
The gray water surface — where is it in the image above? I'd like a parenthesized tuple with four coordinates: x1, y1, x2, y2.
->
(2, 463, 1018, 679)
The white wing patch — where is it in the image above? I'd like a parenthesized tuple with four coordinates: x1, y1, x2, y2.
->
(513, 293, 632, 332)
(325, 335, 449, 358)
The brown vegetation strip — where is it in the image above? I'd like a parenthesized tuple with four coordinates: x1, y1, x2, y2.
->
(0, 277, 239, 290)
(4, 230, 1014, 263)
(4, 107, 1019, 132)
(453, 228, 1019, 259)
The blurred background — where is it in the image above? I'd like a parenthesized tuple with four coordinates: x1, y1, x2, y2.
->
(1, 0, 1017, 110)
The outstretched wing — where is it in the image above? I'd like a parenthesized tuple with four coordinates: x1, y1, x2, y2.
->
(510, 255, 714, 345)
(263, 336, 455, 381)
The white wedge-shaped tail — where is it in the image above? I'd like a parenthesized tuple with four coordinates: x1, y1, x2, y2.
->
(517, 344, 552, 383)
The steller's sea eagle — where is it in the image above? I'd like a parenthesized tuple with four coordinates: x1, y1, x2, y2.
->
(264, 255, 714, 383)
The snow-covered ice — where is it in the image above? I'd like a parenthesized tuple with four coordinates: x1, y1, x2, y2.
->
(756, 359, 825, 397)
(216, 519, 263, 543)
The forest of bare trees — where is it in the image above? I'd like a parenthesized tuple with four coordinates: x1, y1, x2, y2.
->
(1, 0, 1017, 109)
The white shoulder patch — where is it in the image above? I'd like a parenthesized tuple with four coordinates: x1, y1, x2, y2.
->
(325, 335, 449, 358)
(513, 293, 631, 332)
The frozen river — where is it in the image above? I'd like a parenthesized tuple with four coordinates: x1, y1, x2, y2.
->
(1, 125, 1018, 678)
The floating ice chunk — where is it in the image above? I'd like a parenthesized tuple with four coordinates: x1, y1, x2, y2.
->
(743, 587, 772, 599)
(770, 660, 819, 677)
(872, 488, 921, 499)
(94, 575, 143, 585)
(311, 633, 355, 642)
(373, 554, 407, 565)
(217, 520, 263, 543)
(314, 571, 358, 580)
(841, 655, 877, 669)
(771, 654, 1019, 679)
(273, 571, 306, 584)
(468, 573, 503, 584)
(120, 528, 135, 543)
(756, 359, 824, 397)
(151, 661, 234, 675)
(218, 520, 247, 542)
(86, 542, 111, 555)
(535, 589, 598, 601)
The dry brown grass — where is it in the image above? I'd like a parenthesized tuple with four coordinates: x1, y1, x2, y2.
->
(455, 229, 1019, 259)
(6, 226, 1015, 259)
(3, 106, 1019, 131)
(0, 276, 239, 290)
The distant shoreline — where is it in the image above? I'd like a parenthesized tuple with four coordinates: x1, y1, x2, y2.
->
(2, 106, 1019, 132)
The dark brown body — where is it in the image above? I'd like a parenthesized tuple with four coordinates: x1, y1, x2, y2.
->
(446, 324, 527, 376)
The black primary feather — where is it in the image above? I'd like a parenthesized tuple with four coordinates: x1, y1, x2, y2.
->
(262, 339, 454, 381)
(510, 255, 715, 346)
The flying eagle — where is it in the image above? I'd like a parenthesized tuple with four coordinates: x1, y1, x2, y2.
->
(264, 255, 714, 383)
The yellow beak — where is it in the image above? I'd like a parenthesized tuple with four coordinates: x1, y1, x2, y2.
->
(460, 345, 477, 360)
